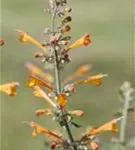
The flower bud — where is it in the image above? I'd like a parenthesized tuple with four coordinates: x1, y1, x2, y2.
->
(62, 16, 72, 24)
(65, 7, 72, 13)
(61, 25, 71, 33)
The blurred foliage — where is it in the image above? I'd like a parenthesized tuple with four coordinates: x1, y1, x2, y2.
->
(0, 0, 134, 150)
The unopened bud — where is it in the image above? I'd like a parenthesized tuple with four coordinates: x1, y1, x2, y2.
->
(61, 25, 71, 33)
(34, 52, 44, 58)
(65, 7, 72, 13)
(62, 16, 72, 24)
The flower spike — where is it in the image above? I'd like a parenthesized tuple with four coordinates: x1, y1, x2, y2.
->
(16, 29, 47, 53)
(26, 62, 54, 83)
(33, 86, 57, 108)
(26, 75, 54, 91)
(63, 33, 91, 53)
(0, 82, 19, 96)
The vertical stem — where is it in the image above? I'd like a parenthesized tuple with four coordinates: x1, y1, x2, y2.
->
(54, 49, 77, 150)
(54, 50, 61, 93)
(119, 94, 130, 145)
(50, 2, 78, 150)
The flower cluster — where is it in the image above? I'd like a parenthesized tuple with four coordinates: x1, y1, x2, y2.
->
(0, 0, 123, 150)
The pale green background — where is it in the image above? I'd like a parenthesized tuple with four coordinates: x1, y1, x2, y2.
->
(0, 0, 134, 150)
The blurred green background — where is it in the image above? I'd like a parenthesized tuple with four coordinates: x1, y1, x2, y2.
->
(0, 0, 134, 150)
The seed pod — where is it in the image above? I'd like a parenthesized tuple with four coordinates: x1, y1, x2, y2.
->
(58, 12, 65, 18)
(61, 25, 71, 33)
(62, 16, 72, 24)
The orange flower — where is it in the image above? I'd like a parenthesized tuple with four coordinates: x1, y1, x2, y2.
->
(35, 109, 53, 117)
(75, 74, 107, 86)
(64, 64, 91, 84)
(26, 75, 54, 91)
(63, 33, 91, 53)
(30, 121, 62, 139)
(88, 117, 123, 136)
(0, 39, 5, 46)
(69, 110, 84, 117)
(33, 86, 57, 108)
(16, 29, 47, 52)
(0, 82, 19, 96)
(56, 93, 67, 107)
(26, 62, 54, 83)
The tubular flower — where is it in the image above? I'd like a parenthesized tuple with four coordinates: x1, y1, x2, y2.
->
(30, 121, 62, 139)
(26, 62, 54, 83)
(0, 82, 19, 96)
(69, 110, 84, 117)
(56, 93, 67, 108)
(33, 86, 57, 108)
(87, 117, 123, 136)
(64, 64, 91, 84)
(26, 75, 54, 91)
(16, 29, 47, 52)
(35, 109, 53, 117)
(63, 33, 91, 53)
(75, 74, 108, 86)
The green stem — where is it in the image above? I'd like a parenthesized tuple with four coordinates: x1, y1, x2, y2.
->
(51, 2, 78, 150)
